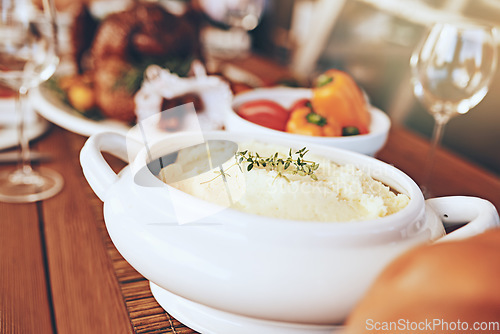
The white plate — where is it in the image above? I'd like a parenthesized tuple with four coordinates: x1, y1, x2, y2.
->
(0, 119, 50, 151)
(30, 83, 216, 146)
(30, 84, 131, 137)
(29, 84, 216, 145)
(0, 97, 50, 151)
(29, 62, 263, 139)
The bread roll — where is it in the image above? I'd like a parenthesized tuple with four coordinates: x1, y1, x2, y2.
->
(345, 229, 500, 334)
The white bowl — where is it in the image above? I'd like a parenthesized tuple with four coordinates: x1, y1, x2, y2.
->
(226, 87, 391, 156)
(80, 131, 499, 334)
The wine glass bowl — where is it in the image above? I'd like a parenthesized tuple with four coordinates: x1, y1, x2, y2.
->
(198, 0, 265, 31)
(410, 21, 498, 195)
(0, 0, 63, 203)
(0, 5, 59, 90)
(198, 0, 266, 62)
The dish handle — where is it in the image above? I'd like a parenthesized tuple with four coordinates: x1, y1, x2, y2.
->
(427, 196, 500, 242)
(80, 131, 141, 201)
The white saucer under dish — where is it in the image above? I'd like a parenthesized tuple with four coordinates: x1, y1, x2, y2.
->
(150, 282, 344, 334)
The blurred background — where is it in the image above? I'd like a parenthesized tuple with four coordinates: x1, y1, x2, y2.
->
(251, 0, 500, 176)
(16, 0, 500, 175)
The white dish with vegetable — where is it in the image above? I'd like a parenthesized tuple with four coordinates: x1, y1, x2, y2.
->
(226, 87, 391, 156)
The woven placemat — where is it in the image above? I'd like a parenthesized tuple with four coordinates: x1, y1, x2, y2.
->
(107, 240, 197, 334)
(86, 171, 198, 334)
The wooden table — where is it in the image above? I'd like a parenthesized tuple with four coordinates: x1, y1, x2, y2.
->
(1, 56, 499, 333)
(2, 124, 499, 334)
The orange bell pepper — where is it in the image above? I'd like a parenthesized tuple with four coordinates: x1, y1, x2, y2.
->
(286, 103, 341, 137)
(311, 69, 371, 135)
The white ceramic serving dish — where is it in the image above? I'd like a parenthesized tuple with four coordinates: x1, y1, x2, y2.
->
(226, 87, 391, 156)
(80, 131, 499, 334)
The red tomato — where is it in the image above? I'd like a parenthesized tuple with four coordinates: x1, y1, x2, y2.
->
(236, 100, 289, 131)
(289, 98, 311, 112)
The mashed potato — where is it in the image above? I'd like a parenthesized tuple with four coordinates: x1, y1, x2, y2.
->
(158, 141, 409, 222)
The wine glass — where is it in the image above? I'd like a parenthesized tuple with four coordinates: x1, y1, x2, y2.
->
(0, 0, 63, 203)
(198, 0, 266, 62)
(410, 21, 498, 196)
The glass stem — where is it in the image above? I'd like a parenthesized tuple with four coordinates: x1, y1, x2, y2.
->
(422, 115, 449, 197)
(17, 86, 33, 175)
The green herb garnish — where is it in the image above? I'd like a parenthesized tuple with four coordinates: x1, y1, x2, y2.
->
(235, 147, 319, 182)
(199, 147, 320, 185)
(113, 56, 194, 94)
(200, 166, 234, 184)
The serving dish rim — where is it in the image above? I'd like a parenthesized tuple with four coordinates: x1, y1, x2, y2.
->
(124, 130, 425, 235)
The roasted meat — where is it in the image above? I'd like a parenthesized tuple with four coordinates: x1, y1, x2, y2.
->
(79, 2, 199, 122)
(92, 56, 137, 122)
(71, 4, 98, 73)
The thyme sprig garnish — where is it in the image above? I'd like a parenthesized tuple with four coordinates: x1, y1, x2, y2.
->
(235, 147, 320, 182)
(200, 164, 237, 184)
(199, 147, 320, 185)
